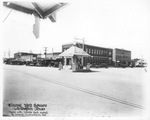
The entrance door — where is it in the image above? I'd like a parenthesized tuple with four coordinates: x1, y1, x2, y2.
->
(66, 58, 71, 65)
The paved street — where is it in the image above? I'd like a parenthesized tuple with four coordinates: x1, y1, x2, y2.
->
(3, 65, 147, 117)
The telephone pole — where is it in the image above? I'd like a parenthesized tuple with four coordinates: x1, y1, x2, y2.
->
(4, 52, 6, 58)
(43, 47, 48, 59)
(52, 48, 54, 59)
(8, 49, 10, 59)
(74, 37, 85, 50)
(30, 50, 32, 61)
(74, 37, 85, 65)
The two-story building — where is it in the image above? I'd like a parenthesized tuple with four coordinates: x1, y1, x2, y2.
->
(112, 48, 131, 66)
(62, 42, 113, 66)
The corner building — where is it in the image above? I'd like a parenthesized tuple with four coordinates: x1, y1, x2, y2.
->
(113, 48, 131, 66)
(62, 42, 113, 66)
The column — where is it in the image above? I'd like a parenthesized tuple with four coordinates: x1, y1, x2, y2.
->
(64, 57, 67, 65)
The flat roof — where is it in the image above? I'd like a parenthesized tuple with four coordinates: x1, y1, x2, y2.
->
(62, 42, 113, 50)
(115, 48, 131, 52)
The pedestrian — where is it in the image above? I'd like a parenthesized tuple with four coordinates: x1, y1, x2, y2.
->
(58, 62, 63, 70)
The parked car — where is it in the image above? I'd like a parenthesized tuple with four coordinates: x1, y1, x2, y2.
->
(35, 62, 41, 67)
(26, 61, 35, 66)
(129, 62, 135, 68)
(100, 63, 108, 68)
(118, 62, 128, 68)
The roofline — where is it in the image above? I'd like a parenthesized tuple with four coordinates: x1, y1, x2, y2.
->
(46, 52, 62, 55)
(114, 48, 131, 52)
(62, 42, 113, 50)
(37, 52, 62, 55)
(14, 52, 37, 55)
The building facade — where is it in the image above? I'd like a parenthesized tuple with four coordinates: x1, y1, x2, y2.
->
(113, 48, 131, 66)
(14, 52, 37, 61)
(62, 42, 113, 66)
(46, 52, 62, 60)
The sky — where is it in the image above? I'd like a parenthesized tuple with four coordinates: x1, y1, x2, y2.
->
(2, 0, 150, 60)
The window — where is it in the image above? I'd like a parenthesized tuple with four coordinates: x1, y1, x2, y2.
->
(86, 48, 88, 53)
(94, 49, 96, 54)
(106, 51, 108, 55)
(109, 51, 112, 55)
(104, 51, 106, 55)
(101, 50, 103, 55)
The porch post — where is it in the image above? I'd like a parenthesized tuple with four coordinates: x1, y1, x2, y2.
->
(64, 57, 67, 65)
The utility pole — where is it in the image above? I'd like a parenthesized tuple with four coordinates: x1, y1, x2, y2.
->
(8, 49, 10, 59)
(74, 37, 85, 50)
(30, 50, 32, 61)
(52, 48, 54, 59)
(39, 50, 41, 58)
(44, 47, 48, 59)
(141, 55, 143, 60)
(83, 38, 85, 51)
(4, 52, 6, 58)
(17, 51, 20, 60)
(74, 37, 85, 65)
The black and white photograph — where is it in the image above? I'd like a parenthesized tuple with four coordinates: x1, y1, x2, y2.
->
(1, 0, 150, 119)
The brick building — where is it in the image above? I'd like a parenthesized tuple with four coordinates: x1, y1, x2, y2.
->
(112, 48, 131, 66)
(62, 42, 113, 66)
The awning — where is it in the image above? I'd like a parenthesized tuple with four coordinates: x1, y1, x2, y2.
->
(59, 45, 91, 57)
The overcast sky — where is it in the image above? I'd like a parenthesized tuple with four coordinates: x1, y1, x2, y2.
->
(2, 0, 150, 60)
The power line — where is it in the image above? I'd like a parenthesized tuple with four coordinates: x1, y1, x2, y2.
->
(3, 9, 12, 23)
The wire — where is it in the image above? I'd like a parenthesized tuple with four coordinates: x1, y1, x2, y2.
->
(3, 9, 12, 23)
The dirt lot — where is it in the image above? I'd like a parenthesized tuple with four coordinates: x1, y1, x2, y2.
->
(3, 65, 147, 117)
